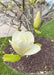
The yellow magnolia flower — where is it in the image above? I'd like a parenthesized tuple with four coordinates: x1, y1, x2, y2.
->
(34, 11, 41, 29)
(9, 31, 41, 56)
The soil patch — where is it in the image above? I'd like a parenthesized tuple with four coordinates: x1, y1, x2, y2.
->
(3, 37, 54, 73)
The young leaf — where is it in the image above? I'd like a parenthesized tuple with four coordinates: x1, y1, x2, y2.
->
(7, 5, 12, 10)
(30, 0, 35, 4)
(35, 43, 42, 47)
(3, 54, 21, 63)
(19, 5, 23, 11)
(25, 2, 29, 5)
(35, 29, 41, 34)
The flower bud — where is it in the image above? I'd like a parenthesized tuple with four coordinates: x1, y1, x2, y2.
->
(34, 11, 41, 29)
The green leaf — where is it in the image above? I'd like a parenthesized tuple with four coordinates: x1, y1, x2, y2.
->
(0, 51, 1, 53)
(19, 5, 23, 10)
(35, 29, 41, 34)
(30, 0, 35, 4)
(25, 2, 29, 4)
(35, 43, 42, 47)
(3, 54, 21, 63)
(7, 5, 12, 10)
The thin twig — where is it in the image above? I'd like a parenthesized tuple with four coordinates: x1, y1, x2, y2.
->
(40, 19, 54, 30)
(0, 2, 14, 13)
(0, 2, 7, 8)
(13, 0, 21, 7)
(42, 4, 54, 17)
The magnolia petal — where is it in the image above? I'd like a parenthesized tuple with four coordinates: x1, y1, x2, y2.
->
(17, 41, 33, 52)
(12, 31, 34, 43)
(9, 40, 33, 56)
(9, 40, 23, 55)
(12, 31, 20, 41)
(24, 31, 34, 43)
(24, 44, 41, 55)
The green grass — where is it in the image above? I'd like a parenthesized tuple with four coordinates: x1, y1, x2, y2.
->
(36, 20, 54, 40)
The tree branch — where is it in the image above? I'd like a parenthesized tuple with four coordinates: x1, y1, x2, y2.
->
(13, 0, 21, 7)
(0, 2, 7, 8)
(0, 2, 14, 13)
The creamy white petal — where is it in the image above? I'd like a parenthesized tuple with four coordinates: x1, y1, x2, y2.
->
(17, 41, 33, 52)
(9, 40, 33, 56)
(12, 31, 20, 41)
(12, 31, 34, 43)
(24, 31, 34, 43)
(9, 40, 24, 56)
(24, 44, 41, 55)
